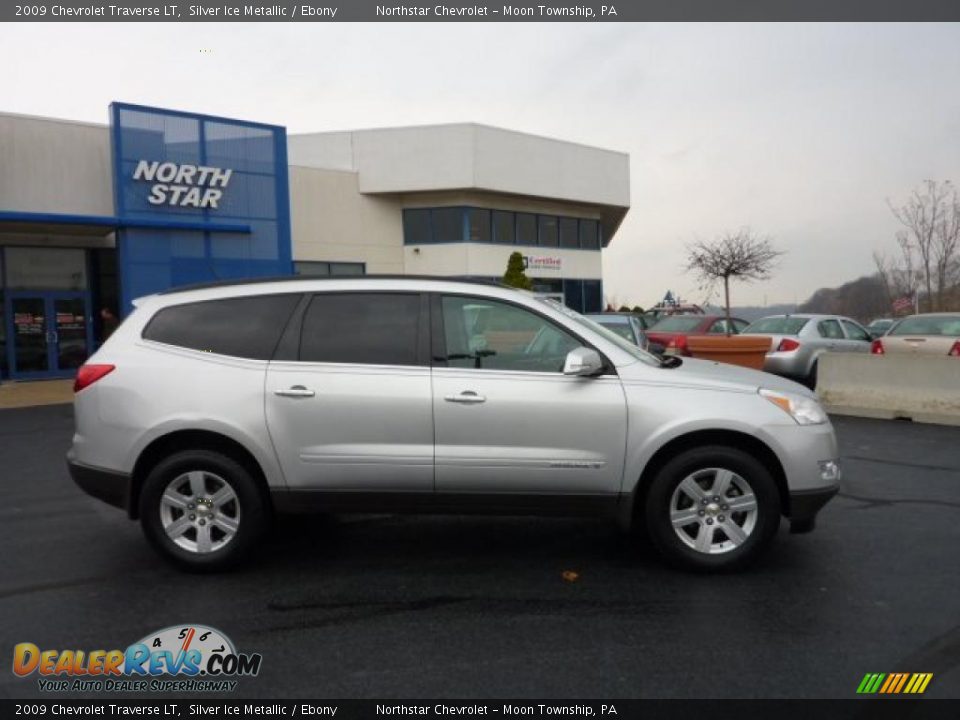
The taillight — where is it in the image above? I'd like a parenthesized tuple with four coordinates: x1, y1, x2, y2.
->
(949, 341, 960, 357)
(777, 338, 800, 352)
(74, 364, 115, 393)
(871, 339, 885, 355)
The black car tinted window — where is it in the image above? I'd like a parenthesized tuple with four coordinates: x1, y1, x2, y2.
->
(143, 294, 300, 360)
(300, 293, 421, 366)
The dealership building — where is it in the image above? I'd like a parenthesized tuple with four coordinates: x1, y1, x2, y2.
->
(0, 103, 630, 380)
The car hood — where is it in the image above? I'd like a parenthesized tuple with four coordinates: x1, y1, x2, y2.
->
(619, 355, 815, 397)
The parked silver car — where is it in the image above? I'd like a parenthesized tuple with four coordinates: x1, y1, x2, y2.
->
(741, 313, 873, 387)
(68, 277, 840, 572)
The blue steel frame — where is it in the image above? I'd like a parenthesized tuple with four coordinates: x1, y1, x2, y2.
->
(109, 102, 293, 313)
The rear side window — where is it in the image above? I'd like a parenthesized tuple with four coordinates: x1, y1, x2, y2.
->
(143, 294, 300, 360)
(300, 293, 421, 366)
(817, 319, 844, 339)
(743, 317, 809, 335)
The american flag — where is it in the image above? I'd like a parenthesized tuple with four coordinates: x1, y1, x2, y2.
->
(892, 295, 914, 313)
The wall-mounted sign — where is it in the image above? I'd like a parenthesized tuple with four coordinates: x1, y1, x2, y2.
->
(132, 160, 233, 209)
(524, 255, 563, 272)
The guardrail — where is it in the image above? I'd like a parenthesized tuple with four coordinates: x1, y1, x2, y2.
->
(816, 353, 960, 426)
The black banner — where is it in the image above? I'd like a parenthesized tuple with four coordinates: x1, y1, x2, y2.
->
(5, 0, 960, 22)
(1, 700, 960, 720)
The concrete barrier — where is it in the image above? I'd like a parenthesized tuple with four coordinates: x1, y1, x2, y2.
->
(816, 353, 960, 426)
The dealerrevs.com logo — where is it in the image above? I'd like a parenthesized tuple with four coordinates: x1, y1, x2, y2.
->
(12, 624, 261, 693)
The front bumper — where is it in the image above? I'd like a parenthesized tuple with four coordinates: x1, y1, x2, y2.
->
(67, 456, 131, 513)
(788, 485, 839, 533)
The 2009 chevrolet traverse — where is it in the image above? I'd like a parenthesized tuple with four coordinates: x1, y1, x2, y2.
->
(68, 276, 840, 571)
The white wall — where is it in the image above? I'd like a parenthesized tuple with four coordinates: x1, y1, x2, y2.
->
(403, 244, 602, 279)
(0, 114, 113, 216)
(288, 165, 405, 274)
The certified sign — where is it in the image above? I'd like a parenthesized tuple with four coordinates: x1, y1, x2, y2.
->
(524, 255, 563, 272)
(132, 160, 233, 209)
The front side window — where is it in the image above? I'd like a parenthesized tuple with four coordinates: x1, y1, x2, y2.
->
(841, 320, 870, 342)
(300, 293, 421, 366)
(439, 296, 580, 373)
(143, 294, 300, 360)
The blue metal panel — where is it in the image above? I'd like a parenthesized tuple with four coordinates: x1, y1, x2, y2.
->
(110, 103, 293, 314)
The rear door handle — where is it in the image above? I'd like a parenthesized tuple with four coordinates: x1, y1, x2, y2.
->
(444, 391, 486, 404)
(275, 385, 315, 398)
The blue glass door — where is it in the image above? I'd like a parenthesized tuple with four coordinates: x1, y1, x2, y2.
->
(7, 292, 91, 379)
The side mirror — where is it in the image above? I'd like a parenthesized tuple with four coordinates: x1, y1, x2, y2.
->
(563, 347, 604, 376)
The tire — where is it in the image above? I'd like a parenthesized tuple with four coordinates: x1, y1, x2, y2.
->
(139, 449, 268, 571)
(643, 445, 781, 572)
(806, 360, 819, 391)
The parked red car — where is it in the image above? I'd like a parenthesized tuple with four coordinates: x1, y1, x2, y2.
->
(646, 315, 750, 356)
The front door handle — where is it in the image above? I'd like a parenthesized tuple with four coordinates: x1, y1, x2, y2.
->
(445, 391, 486, 404)
(275, 385, 315, 398)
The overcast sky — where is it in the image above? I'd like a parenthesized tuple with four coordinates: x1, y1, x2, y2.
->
(4, 23, 960, 307)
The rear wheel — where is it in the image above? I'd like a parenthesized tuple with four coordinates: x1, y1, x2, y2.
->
(806, 360, 819, 390)
(139, 449, 268, 571)
(644, 446, 781, 571)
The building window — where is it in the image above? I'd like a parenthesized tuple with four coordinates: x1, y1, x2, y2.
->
(294, 261, 366, 277)
(402, 209, 432, 244)
(400, 206, 603, 251)
(492, 210, 515, 244)
(467, 208, 491, 243)
(579, 219, 601, 250)
(433, 207, 464, 244)
(559, 217, 579, 249)
(538, 215, 559, 247)
(516, 213, 537, 246)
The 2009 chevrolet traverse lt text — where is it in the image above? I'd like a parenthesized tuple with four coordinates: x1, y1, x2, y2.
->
(68, 277, 840, 571)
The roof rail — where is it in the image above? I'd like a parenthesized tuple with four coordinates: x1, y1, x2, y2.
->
(156, 274, 507, 295)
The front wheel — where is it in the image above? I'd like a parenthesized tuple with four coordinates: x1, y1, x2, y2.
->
(139, 449, 268, 571)
(644, 446, 781, 572)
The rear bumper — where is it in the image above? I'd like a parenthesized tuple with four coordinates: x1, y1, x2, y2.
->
(788, 486, 839, 533)
(67, 455, 131, 513)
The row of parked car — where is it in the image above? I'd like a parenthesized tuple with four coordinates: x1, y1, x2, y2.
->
(586, 310, 960, 388)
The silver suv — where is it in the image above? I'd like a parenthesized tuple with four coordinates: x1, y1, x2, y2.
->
(67, 277, 840, 572)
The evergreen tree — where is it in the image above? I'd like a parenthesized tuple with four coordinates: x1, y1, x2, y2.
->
(502, 251, 533, 290)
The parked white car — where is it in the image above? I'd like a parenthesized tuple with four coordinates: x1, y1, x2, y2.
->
(68, 277, 840, 572)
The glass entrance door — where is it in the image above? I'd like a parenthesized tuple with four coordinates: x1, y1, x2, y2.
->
(7, 292, 91, 379)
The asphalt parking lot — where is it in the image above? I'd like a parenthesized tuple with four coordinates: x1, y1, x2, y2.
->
(0, 404, 958, 700)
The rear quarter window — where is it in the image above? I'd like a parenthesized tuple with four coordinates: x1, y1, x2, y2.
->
(142, 294, 301, 360)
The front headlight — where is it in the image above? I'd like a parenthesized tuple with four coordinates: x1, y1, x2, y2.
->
(759, 388, 828, 425)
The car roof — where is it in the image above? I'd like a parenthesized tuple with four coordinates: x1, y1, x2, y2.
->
(750, 313, 850, 321)
(136, 275, 531, 309)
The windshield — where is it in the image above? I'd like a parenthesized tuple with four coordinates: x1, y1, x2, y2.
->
(538, 299, 661, 367)
(649, 316, 704, 333)
(743, 316, 809, 335)
(888, 315, 960, 336)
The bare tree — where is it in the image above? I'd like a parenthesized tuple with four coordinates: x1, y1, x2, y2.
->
(888, 180, 959, 311)
(685, 229, 784, 333)
(873, 231, 919, 310)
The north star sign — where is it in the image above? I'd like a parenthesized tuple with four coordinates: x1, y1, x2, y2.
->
(132, 160, 233, 209)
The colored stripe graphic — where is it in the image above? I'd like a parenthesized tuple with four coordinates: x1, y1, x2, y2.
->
(857, 672, 932, 694)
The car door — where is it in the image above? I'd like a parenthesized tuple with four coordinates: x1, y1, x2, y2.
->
(431, 293, 627, 495)
(840, 319, 873, 352)
(816, 319, 845, 352)
(264, 291, 434, 490)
